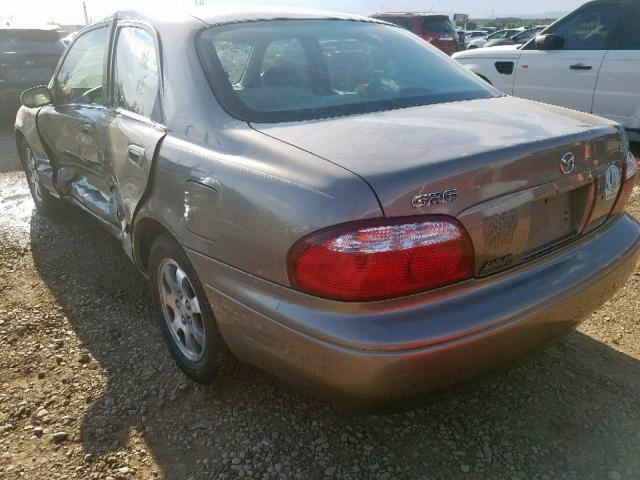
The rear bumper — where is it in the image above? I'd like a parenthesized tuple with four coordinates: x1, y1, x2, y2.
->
(187, 214, 640, 403)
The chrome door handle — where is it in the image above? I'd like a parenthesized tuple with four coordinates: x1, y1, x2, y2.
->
(128, 145, 146, 168)
(570, 64, 592, 70)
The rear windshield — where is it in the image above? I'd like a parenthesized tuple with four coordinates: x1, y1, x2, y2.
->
(198, 20, 498, 123)
(0, 30, 62, 54)
(375, 16, 414, 30)
(422, 17, 455, 33)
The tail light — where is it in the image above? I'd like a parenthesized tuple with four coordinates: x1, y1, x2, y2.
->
(612, 150, 638, 216)
(287, 216, 474, 302)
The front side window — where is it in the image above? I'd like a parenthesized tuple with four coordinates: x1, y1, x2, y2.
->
(199, 20, 498, 123)
(548, 3, 622, 50)
(55, 26, 109, 105)
(113, 27, 161, 120)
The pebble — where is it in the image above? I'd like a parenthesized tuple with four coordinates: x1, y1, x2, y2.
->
(52, 431, 68, 443)
(32, 426, 43, 437)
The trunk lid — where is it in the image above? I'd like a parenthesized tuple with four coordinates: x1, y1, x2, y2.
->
(253, 96, 626, 275)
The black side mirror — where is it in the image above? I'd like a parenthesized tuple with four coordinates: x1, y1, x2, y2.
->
(21, 85, 52, 109)
(535, 34, 565, 50)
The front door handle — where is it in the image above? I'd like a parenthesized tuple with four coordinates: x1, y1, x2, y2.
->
(570, 64, 593, 70)
(128, 145, 146, 168)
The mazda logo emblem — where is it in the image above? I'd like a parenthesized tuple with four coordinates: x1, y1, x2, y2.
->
(560, 152, 575, 175)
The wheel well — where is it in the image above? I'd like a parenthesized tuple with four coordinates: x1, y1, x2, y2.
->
(134, 218, 172, 274)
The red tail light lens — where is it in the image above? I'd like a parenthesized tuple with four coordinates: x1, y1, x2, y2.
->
(288, 216, 474, 302)
(612, 151, 638, 216)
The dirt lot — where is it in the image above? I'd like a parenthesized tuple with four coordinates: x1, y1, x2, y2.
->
(0, 116, 639, 480)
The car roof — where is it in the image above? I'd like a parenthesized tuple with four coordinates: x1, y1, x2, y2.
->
(372, 13, 449, 18)
(112, 6, 378, 28)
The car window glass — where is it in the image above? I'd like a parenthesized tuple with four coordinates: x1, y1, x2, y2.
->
(259, 38, 310, 90)
(549, 3, 621, 50)
(422, 18, 455, 33)
(55, 26, 109, 105)
(113, 27, 161, 120)
(515, 29, 537, 42)
(378, 17, 414, 30)
(620, 7, 640, 50)
(0, 29, 62, 54)
(214, 40, 253, 85)
(200, 20, 497, 123)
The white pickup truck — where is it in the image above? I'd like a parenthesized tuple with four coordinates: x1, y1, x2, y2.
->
(453, 0, 640, 142)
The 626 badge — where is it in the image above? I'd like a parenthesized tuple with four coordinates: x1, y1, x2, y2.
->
(412, 189, 457, 208)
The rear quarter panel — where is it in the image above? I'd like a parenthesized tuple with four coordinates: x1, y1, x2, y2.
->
(135, 126, 383, 286)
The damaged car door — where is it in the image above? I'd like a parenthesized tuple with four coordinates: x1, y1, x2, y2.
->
(37, 23, 118, 224)
(108, 23, 166, 250)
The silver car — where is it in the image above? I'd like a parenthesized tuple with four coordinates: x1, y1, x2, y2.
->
(14, 8, 640, 404)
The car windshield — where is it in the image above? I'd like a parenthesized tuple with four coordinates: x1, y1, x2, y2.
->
(198, 20, 498, 123)
(0, 30, 61, 54)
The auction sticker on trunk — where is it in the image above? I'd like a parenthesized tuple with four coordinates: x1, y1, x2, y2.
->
(605, 164, 622, 201)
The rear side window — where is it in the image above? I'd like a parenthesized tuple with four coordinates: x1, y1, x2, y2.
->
(55, 26, 109, 105)
(113, 27, 161, 120)
(214, 40, 252, 84)
(422, 17, 455, 34)
(620, 7, 640, 50)
(198, 20, 498, 123)
(549, 2, 622, 50)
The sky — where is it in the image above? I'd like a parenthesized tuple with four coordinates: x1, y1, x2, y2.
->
(1, 0, 587, 26)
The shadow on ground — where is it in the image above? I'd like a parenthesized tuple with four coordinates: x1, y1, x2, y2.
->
(28, 204, 640, 480)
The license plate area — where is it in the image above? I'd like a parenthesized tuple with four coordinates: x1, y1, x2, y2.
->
(458, 173, 596, 277)
(522, 189, 581, 261)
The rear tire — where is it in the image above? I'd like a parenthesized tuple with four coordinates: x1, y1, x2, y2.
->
(149, 233, 237, 383)
(19, 138, 60, 214)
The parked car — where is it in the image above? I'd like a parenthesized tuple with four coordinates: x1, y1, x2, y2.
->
(467, 28, 525, 49)
(0, 26, 64, 114)
(372, 13, 458, 55)
(453, 0, 640, 142)
(483, 27, 547, 48)
(15, 8, 640, 404)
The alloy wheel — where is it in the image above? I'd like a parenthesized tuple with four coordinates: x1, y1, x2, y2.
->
(158, 259, 206, 362)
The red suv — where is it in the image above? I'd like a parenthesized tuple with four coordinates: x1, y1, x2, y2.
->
(372, 13, 459, 55)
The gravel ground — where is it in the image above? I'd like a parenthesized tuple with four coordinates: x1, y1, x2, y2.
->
(1, 116, 639, 480)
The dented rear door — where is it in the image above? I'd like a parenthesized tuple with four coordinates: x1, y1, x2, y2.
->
(107, 24, 166, 245)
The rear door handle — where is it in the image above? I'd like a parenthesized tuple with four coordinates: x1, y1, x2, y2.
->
(128, 145, 146, 168)
(570, 64, 593, 70)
